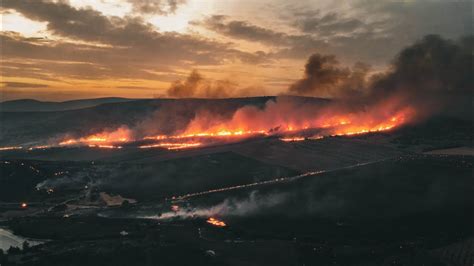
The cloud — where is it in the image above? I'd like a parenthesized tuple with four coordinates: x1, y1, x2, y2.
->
(293, 11, 364, 35)
(195, 15, 291, 46)
(1, 81, 49, 88)
(287, 1, 472, 64)
(196, 2, 471, 64)
(126, 0, 186, 15)
(354, 1, 472, 39)
(0, 32, 171, 81)
(115, 86, 157, 91)
(194, 15, 331, 61)
(1, 0, 471, 100)
(0, 0, 267, 82)
(2, 0, 221, 56)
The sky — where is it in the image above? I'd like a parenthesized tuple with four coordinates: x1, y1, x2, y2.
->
(0, 0, 471, 101)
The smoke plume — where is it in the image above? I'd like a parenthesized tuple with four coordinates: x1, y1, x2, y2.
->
(142, 190, 288, 221)
(167, 70, 266, 98)
(288, 54, 370, 98)
(369, 35, 473, 117)
(289, 34, 472, 118)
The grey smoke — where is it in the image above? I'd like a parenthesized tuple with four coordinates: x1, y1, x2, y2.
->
(288, 54, 370, 98)
(288, 34, 473, 118)
(142, 191, 288, 221)
(167, 70, 266, 99)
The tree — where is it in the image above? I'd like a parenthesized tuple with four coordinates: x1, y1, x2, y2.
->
(7, 246, 21, 255)
(22, 241, 30, 251)
(0, 248, 7, 265)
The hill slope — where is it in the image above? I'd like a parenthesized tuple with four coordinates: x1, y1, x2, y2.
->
(0, 97, 136, 112)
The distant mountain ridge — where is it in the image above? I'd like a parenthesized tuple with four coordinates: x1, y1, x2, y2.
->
(0, 97, 137, 112)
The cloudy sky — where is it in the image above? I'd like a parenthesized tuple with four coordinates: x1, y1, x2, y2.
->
(0, 0, 471, 101)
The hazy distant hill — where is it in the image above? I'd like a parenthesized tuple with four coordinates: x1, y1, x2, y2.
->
(0, 97, 136, 112)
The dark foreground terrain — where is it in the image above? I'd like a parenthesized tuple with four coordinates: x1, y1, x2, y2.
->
(0, 153, 472, 266)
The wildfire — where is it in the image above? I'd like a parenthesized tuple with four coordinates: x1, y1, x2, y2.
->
(49, 108, 410, 150)
(145, 130, 267, 140)
(59, 126, 131, 147)
(1, 107, 411, 152)
(206, 217, 226, 227)
(18, 99, 415, 151)
(171, 99, 414, 143)
(328, 108, 411, 136)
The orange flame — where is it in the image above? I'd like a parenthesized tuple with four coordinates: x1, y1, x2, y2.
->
(28, 145, 52, 150)
(59, 126, 131, 146)
(280, 137, 305, 142)
(139, 142, 202, 150)
(176, 98, 415, 140)
(88, 144, 123, 149)
(326, 107, 413, 136)
(206, 217, 226, 227)
(0, 146, 23, 151)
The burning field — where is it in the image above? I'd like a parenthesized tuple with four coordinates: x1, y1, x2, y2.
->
(0, 95, 415, 153)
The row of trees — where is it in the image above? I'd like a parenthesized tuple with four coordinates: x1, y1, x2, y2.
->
(0, 241, 32, 264)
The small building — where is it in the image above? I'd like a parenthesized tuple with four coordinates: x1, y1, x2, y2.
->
(99, 192, 137, 207)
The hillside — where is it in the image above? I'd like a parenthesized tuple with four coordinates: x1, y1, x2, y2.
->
(0, 98, 139, 112)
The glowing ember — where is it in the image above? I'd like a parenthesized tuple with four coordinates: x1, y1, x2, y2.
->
(139, 142, 202, 150)
(28, 145, 51, 150)
(143, 135, 168, 140)
(206, 217, 226, 227)
(280, 137, 305, 142)
(0, 146, 23, 151)
(88, 144, 123, 149)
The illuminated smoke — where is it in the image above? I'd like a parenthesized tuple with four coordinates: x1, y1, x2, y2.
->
(167, 70, 266, 98)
